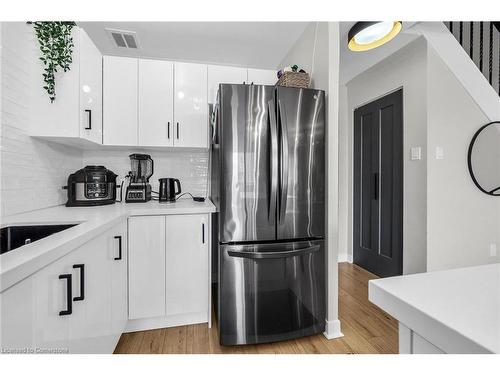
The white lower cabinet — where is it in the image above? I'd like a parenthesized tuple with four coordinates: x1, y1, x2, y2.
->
(165, 214, 208, 316)
(127, 213, 210, 331)
(128, 216, 166, 320)
(0, 221, 127, 354)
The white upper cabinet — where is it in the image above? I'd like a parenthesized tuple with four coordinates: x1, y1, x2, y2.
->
(31, 27, 103, 143)
(103, 56, 138, 146)
(247, 68, 277, 86)
(174, 62, 208, 148)
(79, 30, 103, 144)
(207, 65, 247, 104)
(138, 59, 174, 146)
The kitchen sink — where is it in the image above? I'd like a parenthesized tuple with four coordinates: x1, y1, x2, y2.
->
(0, 224, 79, 255)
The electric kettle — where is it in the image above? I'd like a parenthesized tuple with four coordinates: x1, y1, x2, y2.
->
(159, 178, 181, 202)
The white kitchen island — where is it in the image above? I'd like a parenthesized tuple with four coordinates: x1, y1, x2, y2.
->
(369, 263, 499, 354)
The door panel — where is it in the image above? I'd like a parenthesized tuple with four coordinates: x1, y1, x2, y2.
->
(219, 240, 325, 345)
(33, 255, 70, 351)
(174, 62, 208, 148)
(219, 84, 276, 243)
(108, 222, 128, 344)
(138, 59, 174, 146)
(276, 87, 325, 240)
(103, 56, 138, 145)
(66, 235, 112, 353)
(165, 214, 208, 317)
(353, 89, 403, 277)
(128, 216, 166, 319)
(79, 28, 102, 144)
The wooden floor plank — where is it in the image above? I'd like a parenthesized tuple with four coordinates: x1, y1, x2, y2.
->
(113, 262, 398, 354)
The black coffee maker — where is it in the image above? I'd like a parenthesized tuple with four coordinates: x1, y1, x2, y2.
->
(158, 178, 181, 202)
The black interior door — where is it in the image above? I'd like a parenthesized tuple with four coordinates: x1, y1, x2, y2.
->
(353, 89, 403, 277)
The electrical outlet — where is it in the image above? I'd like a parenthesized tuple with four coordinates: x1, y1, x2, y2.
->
(490, 243, 497, 257)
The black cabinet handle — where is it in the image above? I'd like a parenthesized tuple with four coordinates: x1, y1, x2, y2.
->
(84, 109, 92, 130)
(59, 274, 72, 316)
(114, 235, 122, 260)
(374, 173, 379, 201)
(176, 122, 180, 140)
(167, 122, 170, 139)
(202, 223, 205, 244)
(72, 264, 85, 301)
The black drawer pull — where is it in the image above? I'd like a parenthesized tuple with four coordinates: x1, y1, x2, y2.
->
(202, 223, 205, 244)
(167, 122, 170, 139)
(114, 235, 122, 260)
(59, 274, 72, 316)
(176, 122, 180, 140)
(72, 264, 85, 301)
(84, 109, 92, 130)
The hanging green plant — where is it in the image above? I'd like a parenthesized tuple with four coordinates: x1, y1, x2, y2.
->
(32, 21, 76, 103)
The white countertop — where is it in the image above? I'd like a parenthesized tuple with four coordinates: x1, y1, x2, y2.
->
(369, 263, 500, 354)
(0, 199, 215, 292)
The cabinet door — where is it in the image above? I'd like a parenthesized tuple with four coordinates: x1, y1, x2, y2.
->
(66, 234, 112, 354)
(31, 28, 80, 138)
(174, 62, 208, 148)
(128, 216, 166, 319)
(79, 29, 103, 144)
(165, 214, 208, 316)
(247, 68, 277, 86)
(108, 221, 128, 343)
(103, 56, 138, 145)
(138, 59, 174, 146)
(0, 277, 36, 351)
(32, 255, 72, 352)
(207, 65, 247, 104)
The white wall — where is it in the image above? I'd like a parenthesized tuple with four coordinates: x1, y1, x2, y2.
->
(426, 45, 500, 270)
(0, 23, 83, 217)
(341, 37, 428, 275)
(82, 149, 209, 197)
(278, 22, 329, 91)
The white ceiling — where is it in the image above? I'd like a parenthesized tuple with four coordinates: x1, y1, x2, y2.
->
(339, 22, 420, 84)
(78, 22, 310, 69)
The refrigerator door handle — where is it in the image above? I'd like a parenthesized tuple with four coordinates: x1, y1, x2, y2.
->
(268, 100, 279, 221)
(278, 100, 289, 222)
(227, 244, 320, 259)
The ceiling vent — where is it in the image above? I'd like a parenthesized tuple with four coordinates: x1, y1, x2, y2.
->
(106, 28, 139, 49)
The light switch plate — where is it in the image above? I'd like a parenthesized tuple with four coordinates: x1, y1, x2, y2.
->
(411, 147, 421, 160)
(435, 146, 444, 160)
(490, 243, 497, 257)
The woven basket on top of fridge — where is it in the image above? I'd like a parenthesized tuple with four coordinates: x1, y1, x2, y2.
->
(276, 71, 310, 88)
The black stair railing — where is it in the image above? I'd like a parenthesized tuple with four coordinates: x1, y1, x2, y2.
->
(445, 21, 500, 96)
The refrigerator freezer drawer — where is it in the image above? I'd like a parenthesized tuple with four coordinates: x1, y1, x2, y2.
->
(219, 239, 326, 345)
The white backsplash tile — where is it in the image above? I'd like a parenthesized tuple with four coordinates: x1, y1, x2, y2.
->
(1, 23, 83, 218)
(82, 149, 209, 197)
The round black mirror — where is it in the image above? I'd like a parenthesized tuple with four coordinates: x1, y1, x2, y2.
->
(467, 121, 500, 196)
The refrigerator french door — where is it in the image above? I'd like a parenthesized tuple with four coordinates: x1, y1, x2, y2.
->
(212, 84, 326, 345)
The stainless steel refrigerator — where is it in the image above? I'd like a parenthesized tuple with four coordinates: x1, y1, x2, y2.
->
(210, 84, 325, 345)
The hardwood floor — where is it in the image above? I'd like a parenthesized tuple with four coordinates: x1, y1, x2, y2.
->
(114, 262, 398, 354)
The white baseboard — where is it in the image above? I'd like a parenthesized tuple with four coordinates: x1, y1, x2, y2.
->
(323, 319, 344, 339)
(338, 253, 353, 263)
(125, 311, 208, 333)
